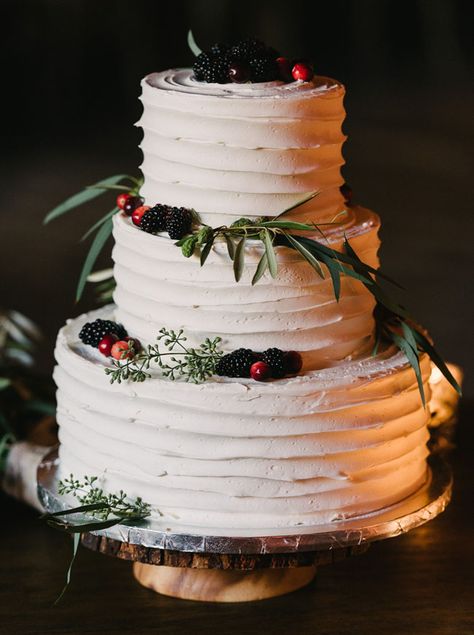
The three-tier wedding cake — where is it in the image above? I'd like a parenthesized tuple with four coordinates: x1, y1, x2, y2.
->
(53, 43, 432, 533)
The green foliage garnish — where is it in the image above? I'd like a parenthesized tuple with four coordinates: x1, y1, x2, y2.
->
(43, 174, 142, 302)
(42, 474, 151, 604)
(104, 329, 223, 384)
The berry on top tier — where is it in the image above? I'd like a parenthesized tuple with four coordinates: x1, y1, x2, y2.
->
(192, 37, 283, 84)
(79, 319, 127, 348)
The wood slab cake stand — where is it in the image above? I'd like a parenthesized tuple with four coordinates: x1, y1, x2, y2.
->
(37, 449, 452, 603)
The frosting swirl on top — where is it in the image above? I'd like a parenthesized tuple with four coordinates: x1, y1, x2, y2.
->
(146, 68, 341, 101)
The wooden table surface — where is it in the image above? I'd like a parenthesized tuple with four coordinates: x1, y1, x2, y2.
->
(1, 402, 473, 635)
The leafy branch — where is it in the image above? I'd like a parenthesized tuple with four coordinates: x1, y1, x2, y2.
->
(43, 174, 142, 302)
(175, 196, 461, 404)
(42, 474, 151, 604)
(104, 328, 223, 384)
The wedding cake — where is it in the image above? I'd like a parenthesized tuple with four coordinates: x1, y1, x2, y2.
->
(53, 41, 432, 533)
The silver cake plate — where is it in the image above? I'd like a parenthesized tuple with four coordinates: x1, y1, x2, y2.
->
(37, 448, 452, 555)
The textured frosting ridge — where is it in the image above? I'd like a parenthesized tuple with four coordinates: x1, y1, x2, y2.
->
(55, 308, 431, 531)
(138, 70, 346, 225)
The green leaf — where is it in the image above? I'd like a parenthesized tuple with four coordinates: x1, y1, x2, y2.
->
(80, 208, 118, 242)
(278, 191, 319, 216)
(390, 330, 425, 407)
(261, 220, 316, 231)
(413, 329, 462, 396)
(22, 399, 56, 416)
(43, 175, 129, 225)
(41, 502, 109, 519)
(54, 532, 81, 605)
(200, 237, 214, 266)
(187, 29, 202, 56)
(285, 234, 325, 278)
(233, 236, 246, 282)
(0, 378, 11, 390)
(252, 252, 268, 286)
(76, 218, 113, 302)
(262, 230, 278, 278)
(225, 234, 236, 260)
(47, 516, 127, 534)
(343, 238, 403, 288)
(318, 254, 341, 301)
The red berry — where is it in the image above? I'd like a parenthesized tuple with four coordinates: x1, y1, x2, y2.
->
(111, 340, 135, 361)
(116, 192, 132, 210)
(292, 62, 314, 82)
(123, 196, 144, 216)
(132, 205, 150, 226)
(98, 333, 119, 357)
(276, 57, 292, 82)
(229, 62, 250, 83)
(283, 351, 303, 374)
(250, 361, 272, 382)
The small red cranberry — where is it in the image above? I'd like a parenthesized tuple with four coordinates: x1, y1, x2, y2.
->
(276, 57, 293, 82)
(228, 62, 251, 83)
(98, 333, 119, 357)
(250, 361, 272, 381)
(283, 351, 303, 374)
(123, 196, 144, 216)
(132, 205, 150, 226)
(292, 61, 314, 82)
(116, 192, 132, 210)
(111, 340, 135, 360)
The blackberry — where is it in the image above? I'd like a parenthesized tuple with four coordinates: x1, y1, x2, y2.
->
(249, 56, 279, 82)
(79, 319, 127, 348)
(216, 348, 257, 378)
(230, 38, 267, 61)
(166, 207, 193, 240)
(261, 347, 286, 378)
(140, 204, 170, 234)
(193, 52, 232, 83)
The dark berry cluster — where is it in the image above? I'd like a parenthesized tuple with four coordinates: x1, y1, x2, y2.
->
(192, 38, 314, 85)
(216, 347, 303, 381)
(117, 193, 194, 240)
(79, 318, 140, 360)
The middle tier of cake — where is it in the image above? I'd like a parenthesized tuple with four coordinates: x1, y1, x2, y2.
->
(112, 205, 380, 370)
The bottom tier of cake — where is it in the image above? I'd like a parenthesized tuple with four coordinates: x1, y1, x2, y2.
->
(54, 307, 432, 532)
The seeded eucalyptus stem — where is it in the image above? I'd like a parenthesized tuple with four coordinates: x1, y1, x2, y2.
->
(104, 328, 223, 384)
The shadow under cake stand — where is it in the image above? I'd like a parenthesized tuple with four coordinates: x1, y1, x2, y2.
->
(37, 449, 452, 602)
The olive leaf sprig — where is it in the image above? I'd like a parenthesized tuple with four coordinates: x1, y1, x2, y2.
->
(343, 239, 462, 407)
(43, 174, 142, 302)
(176, 192, 396, 296)
(42, 474, 151, 604)
(104, 328, 223, 385)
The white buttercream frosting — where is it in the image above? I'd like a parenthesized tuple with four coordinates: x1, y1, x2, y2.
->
(55, 307, 430, 531)
(52, 68, 432, 533)
(138, 69, 346, 225)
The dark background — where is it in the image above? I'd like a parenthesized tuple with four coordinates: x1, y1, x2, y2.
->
(1, 0, 473, 395)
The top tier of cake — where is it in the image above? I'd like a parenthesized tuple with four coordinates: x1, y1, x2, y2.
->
(138, 69, 346, 225)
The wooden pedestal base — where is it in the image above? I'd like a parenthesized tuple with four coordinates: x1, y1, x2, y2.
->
(133, 562, 317, 602)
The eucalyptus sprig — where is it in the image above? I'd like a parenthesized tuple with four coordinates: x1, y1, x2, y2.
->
(43, 174, 142, 301)
(42, 474, 151, 604)
(104, 328, 223, 385)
